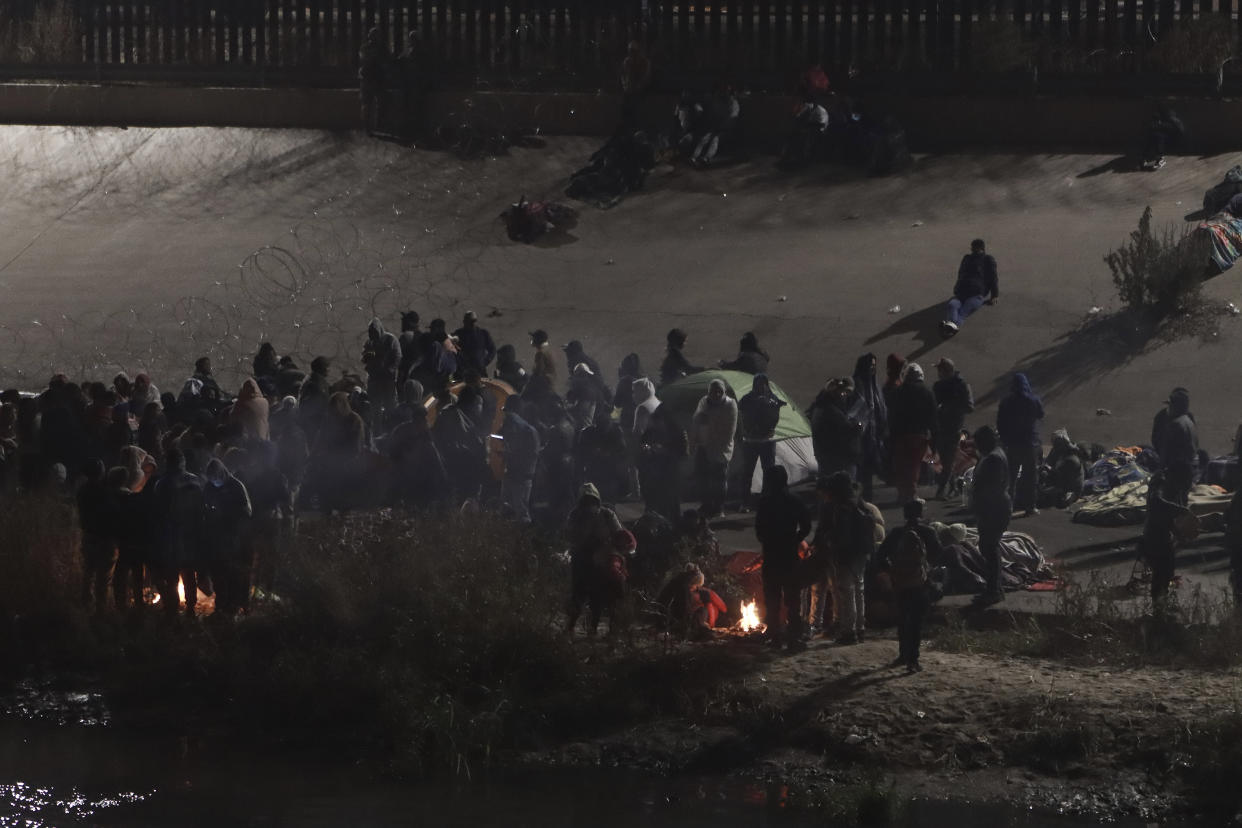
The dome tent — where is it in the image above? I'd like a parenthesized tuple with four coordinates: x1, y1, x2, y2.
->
(656, 370, 818, 493)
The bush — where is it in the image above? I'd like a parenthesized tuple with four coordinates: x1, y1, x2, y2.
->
(1104, 206, 1209, 315)
(1147, 14, 1236, 74)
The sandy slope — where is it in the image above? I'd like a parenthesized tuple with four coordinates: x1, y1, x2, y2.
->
(0, 127, 1240, 451)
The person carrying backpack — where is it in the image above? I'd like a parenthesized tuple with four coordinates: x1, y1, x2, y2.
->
(879, 498, 943, 673)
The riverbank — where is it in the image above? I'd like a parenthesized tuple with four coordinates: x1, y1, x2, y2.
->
(2, 502, 1238, 823)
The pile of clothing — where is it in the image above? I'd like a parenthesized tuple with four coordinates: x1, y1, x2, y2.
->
(1073, 478, 1233, 527)
(565, 128, 658, 209)
(929, 522, 1055, 594)
(1083, 445, 1156, 494)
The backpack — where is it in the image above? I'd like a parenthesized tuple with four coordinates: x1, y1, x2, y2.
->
(890, 527, 929, 591)
(841, 502, 877, 563)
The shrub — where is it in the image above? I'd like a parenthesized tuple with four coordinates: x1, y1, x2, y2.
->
(1104, 206, 1209, 315)
(1146, 14, 1236, 74)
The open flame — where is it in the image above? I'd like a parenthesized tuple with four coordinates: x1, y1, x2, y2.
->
(151, 577, 186, 606)
(738, 599, 765, 633)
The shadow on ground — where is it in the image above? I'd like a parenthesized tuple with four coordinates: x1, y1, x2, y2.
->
(864, 302, 945, 362)
(975, 303, 1230, 407)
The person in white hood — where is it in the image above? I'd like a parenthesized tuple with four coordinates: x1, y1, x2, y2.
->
(691, 379, 738, 518)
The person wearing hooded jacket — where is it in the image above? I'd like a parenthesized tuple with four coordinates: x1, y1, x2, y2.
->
(996, 372, 1045, 516)
(852, 353, 887, 502)
(231, 378, 270, 442)
(808, 377, 863, 483)
(691, 378, 738, 519)
(453, 311, 497, 379)
(889, 363, 937, 503)
(971, 425, 1010, 605)
(1153, 387, 1198, 506)
(932, 358, 974, 500)
(660, 328, 704, 386)
(565, 483, 624, 635)
(755, 466, 812, 648)
(203, 457, 253, 616)
(719, 332, 770, 375)
(736, 374, 785, 509)
(364, 317, 402, 422)
(638, 402, 687, 523)
(153, 448, 206, 616)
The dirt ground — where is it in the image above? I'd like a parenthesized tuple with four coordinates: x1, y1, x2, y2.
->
(4, 126, 1242, 816)
(535, 629, 1236, 820)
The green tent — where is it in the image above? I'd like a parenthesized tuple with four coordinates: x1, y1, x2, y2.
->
(657, 370, 817, 490)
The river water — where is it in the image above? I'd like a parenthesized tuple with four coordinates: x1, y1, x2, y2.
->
(0, 686, 1168, 827)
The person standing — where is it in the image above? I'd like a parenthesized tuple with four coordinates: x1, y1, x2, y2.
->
(996, 372, 1044, 516)
(638, 402, 688, 523)
(879, 498, 942, 672)
(852, 353, 887, 502)
(565, 483, 624, 635)
(888, 363, 937, 504)
(153, 448, 207, 617)
(530, 329, 557, 389)
(971, 426, 1010, 606)
(620, 40, 652, 128)
(932, 358, 974, 500)
(1153, 387, 1198, 507)
(500, 397, 540, 524)
(940, 239, 998, 338)
(807, 377, 863, 482)
(363, 317, 402, 424)
(453, 311, 497, 380)
(736, 374, 784, 509)
(358, 27, 389, 135)
(816, 471, 877, 645)
(203, 458, 253, 617)
(76, 459, 115, 613)
(754, 466, 812, 649)
(690, 379, 738, 519)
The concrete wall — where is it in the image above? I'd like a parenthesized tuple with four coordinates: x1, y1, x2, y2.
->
(3, 82, 1242, 153)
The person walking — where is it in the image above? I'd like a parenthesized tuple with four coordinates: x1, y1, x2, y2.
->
(971, 426, 1011, 606)
(940, 239, 998, 338)
(932, 357, 974, 500)
(996, 372, 1044, 516)
(754, 466, 812, 649)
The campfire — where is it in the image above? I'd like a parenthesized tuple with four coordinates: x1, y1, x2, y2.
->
(737, 599, 766, 634)
(150, 577, 186, 606)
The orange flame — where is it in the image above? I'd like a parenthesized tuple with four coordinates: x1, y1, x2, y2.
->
(738, 599, 765, 633)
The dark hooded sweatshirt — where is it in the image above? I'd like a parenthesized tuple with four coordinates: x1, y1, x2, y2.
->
(997, 373, 1044, 448)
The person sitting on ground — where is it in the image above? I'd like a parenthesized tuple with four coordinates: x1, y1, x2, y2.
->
(940, 239, 998, 338)
(718, 331, 770, 375)
(672, 91, 704, 158)
(1140, 103, 1186, 172)
(690, 83, 741, 169)
(657, 561, 728, 640)
(1038, 429, 1086, 509)
(781, 94, 830, 168)
(879, 498, 943, 673)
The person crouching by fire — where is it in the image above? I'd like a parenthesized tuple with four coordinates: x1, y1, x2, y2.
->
(657, 562, 728, 640)
(566, 483, 623, 637)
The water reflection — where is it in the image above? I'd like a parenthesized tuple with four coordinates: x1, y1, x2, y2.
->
(0, 714, 1177, 827)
